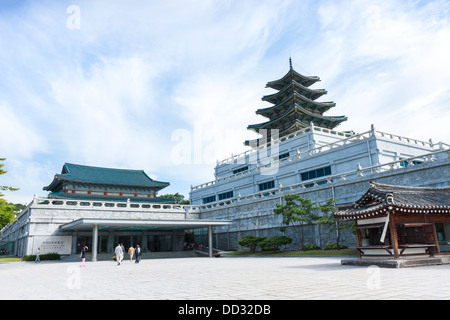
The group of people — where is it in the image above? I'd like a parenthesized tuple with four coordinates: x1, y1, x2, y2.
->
(77, 243, 142, 266)
(184, 242, 205, 251)
(114, 243, 141, 266)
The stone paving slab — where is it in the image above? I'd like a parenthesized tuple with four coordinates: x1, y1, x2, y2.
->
(1, 256, 449, 300)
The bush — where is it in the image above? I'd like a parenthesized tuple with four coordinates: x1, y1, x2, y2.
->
(303, 243, 321, 251)
(22, 253, 61, 261)
(238, 235, 266, 253)
(259, 236, 293, 251)
(324, 243, 348, 250)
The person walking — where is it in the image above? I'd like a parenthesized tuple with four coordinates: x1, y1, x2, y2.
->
(128, 245, 135, 262)
(135, 244, 141, 263)
(120, 243, 125, 263)
(35, 247, 40, 263)
(115, 243, 123, 266)
(80, 246, 88, 267)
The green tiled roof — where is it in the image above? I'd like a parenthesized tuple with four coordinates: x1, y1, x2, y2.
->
(43, 163, 170, 191)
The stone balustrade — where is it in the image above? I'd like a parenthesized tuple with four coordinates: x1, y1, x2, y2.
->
(197, 148, 450, 210)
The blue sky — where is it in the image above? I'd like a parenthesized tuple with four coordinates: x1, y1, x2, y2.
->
(1, 0, 450, 204)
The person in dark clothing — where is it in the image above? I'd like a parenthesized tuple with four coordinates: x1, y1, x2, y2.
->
(135, 244, 141, 263)
(80, 246, 88, 267)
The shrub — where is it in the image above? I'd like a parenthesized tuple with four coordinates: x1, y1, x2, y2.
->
(238, 235, 266, 253)
(324, 243, 348, 250)
(259, 236, 293, 251)
(303, 243, 321, 251)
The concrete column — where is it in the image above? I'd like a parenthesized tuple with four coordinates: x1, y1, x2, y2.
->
(107, 231, 114, 254)
(92, 224, 98, 262)
(208, 225, 213, 258)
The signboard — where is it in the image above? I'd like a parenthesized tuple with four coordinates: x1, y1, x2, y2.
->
(33, 236, 72, 255)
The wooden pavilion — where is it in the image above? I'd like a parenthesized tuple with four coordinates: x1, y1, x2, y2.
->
(334, 182, 450, 259)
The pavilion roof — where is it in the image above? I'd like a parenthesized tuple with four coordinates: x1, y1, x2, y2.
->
(334, 182, 450, 220)
(43, 163, 170, 192)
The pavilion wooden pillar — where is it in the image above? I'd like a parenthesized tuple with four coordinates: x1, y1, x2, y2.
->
(388, 212, 399, 258)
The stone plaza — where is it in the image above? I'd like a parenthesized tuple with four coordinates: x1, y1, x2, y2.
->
(1, 255, 449, 300)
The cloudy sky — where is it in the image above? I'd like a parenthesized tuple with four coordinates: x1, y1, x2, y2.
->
(1, 0, 450, 204)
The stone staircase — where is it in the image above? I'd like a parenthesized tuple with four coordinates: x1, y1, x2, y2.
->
(61, 250, 205, 262)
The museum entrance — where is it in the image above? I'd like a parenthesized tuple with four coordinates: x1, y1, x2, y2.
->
(115, 236, 142, 253)
(76, 235, 108, 253)
(61, 218, 231, 260)
(148, 235, 172, 252)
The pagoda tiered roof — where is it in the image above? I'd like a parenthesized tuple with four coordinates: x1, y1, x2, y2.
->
(262, 80, 327, 104)
(247, 59, 347, 142)
(256, 91, 336, 118)
(266, 69, 320, 90)
(248, 104, 346, 132)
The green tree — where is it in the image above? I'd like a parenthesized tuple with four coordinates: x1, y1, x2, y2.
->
(158, 192, 190, 204)
(238, 235, 266, 253)
(0, 158, 19, 229)
(316, 197, 354, 250)
(274, 194, 319, 251)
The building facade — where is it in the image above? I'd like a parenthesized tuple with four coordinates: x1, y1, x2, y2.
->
(1, 164, 230, 259)
(189, 63, 450, 250)
(2, 62, 449, 256)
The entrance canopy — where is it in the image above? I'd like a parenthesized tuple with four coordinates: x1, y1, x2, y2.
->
(60, 218, 232, 260)
(60, 218, 231, 232)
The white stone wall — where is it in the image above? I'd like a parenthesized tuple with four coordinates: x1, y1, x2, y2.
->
(199, 155, 450, 250)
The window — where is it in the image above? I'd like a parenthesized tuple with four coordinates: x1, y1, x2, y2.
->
(301, 166, 332, 181)
(278, 152, 290, 160)
(233, 166, 248, 174)
(399, 159, 423, 167)
(259, 180, 275, 191)
(202, 195, 216, 204)
(218, 191, 233, 201)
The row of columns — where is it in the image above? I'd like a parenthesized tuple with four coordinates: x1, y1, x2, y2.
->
(90, 224, 214, 262)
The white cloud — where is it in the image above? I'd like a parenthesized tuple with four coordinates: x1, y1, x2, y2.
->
(308, 0, 450, 143)
(0, 101, 48, 159)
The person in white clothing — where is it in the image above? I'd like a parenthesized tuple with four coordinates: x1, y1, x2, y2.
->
(35, 248, 40, 263)
(114, 244, 123, 266)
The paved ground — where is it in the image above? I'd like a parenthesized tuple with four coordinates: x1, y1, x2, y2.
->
(1, 256, 449, 300)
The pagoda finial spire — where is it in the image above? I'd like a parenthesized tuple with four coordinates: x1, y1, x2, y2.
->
(289, 57, 293, 70)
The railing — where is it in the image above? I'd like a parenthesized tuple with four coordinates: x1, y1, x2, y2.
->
(216, 125, 354, 166)
(197, 148, 450, 210)
(374, 130, 450, 149)
(31, 197, 201, 213)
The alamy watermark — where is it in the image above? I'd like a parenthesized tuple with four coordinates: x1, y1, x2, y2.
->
(66, 265, 81, 290)
(66, 5, 81, 30)
(366, 265, 381, 290)
(171, 123, 280, 175)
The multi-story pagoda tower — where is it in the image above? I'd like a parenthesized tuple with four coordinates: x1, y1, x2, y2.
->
(246, 58, 347, 145)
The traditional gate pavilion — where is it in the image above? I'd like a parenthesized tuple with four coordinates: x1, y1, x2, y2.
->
(1, 163, 231, 260)
(334, 182, 450, 259)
